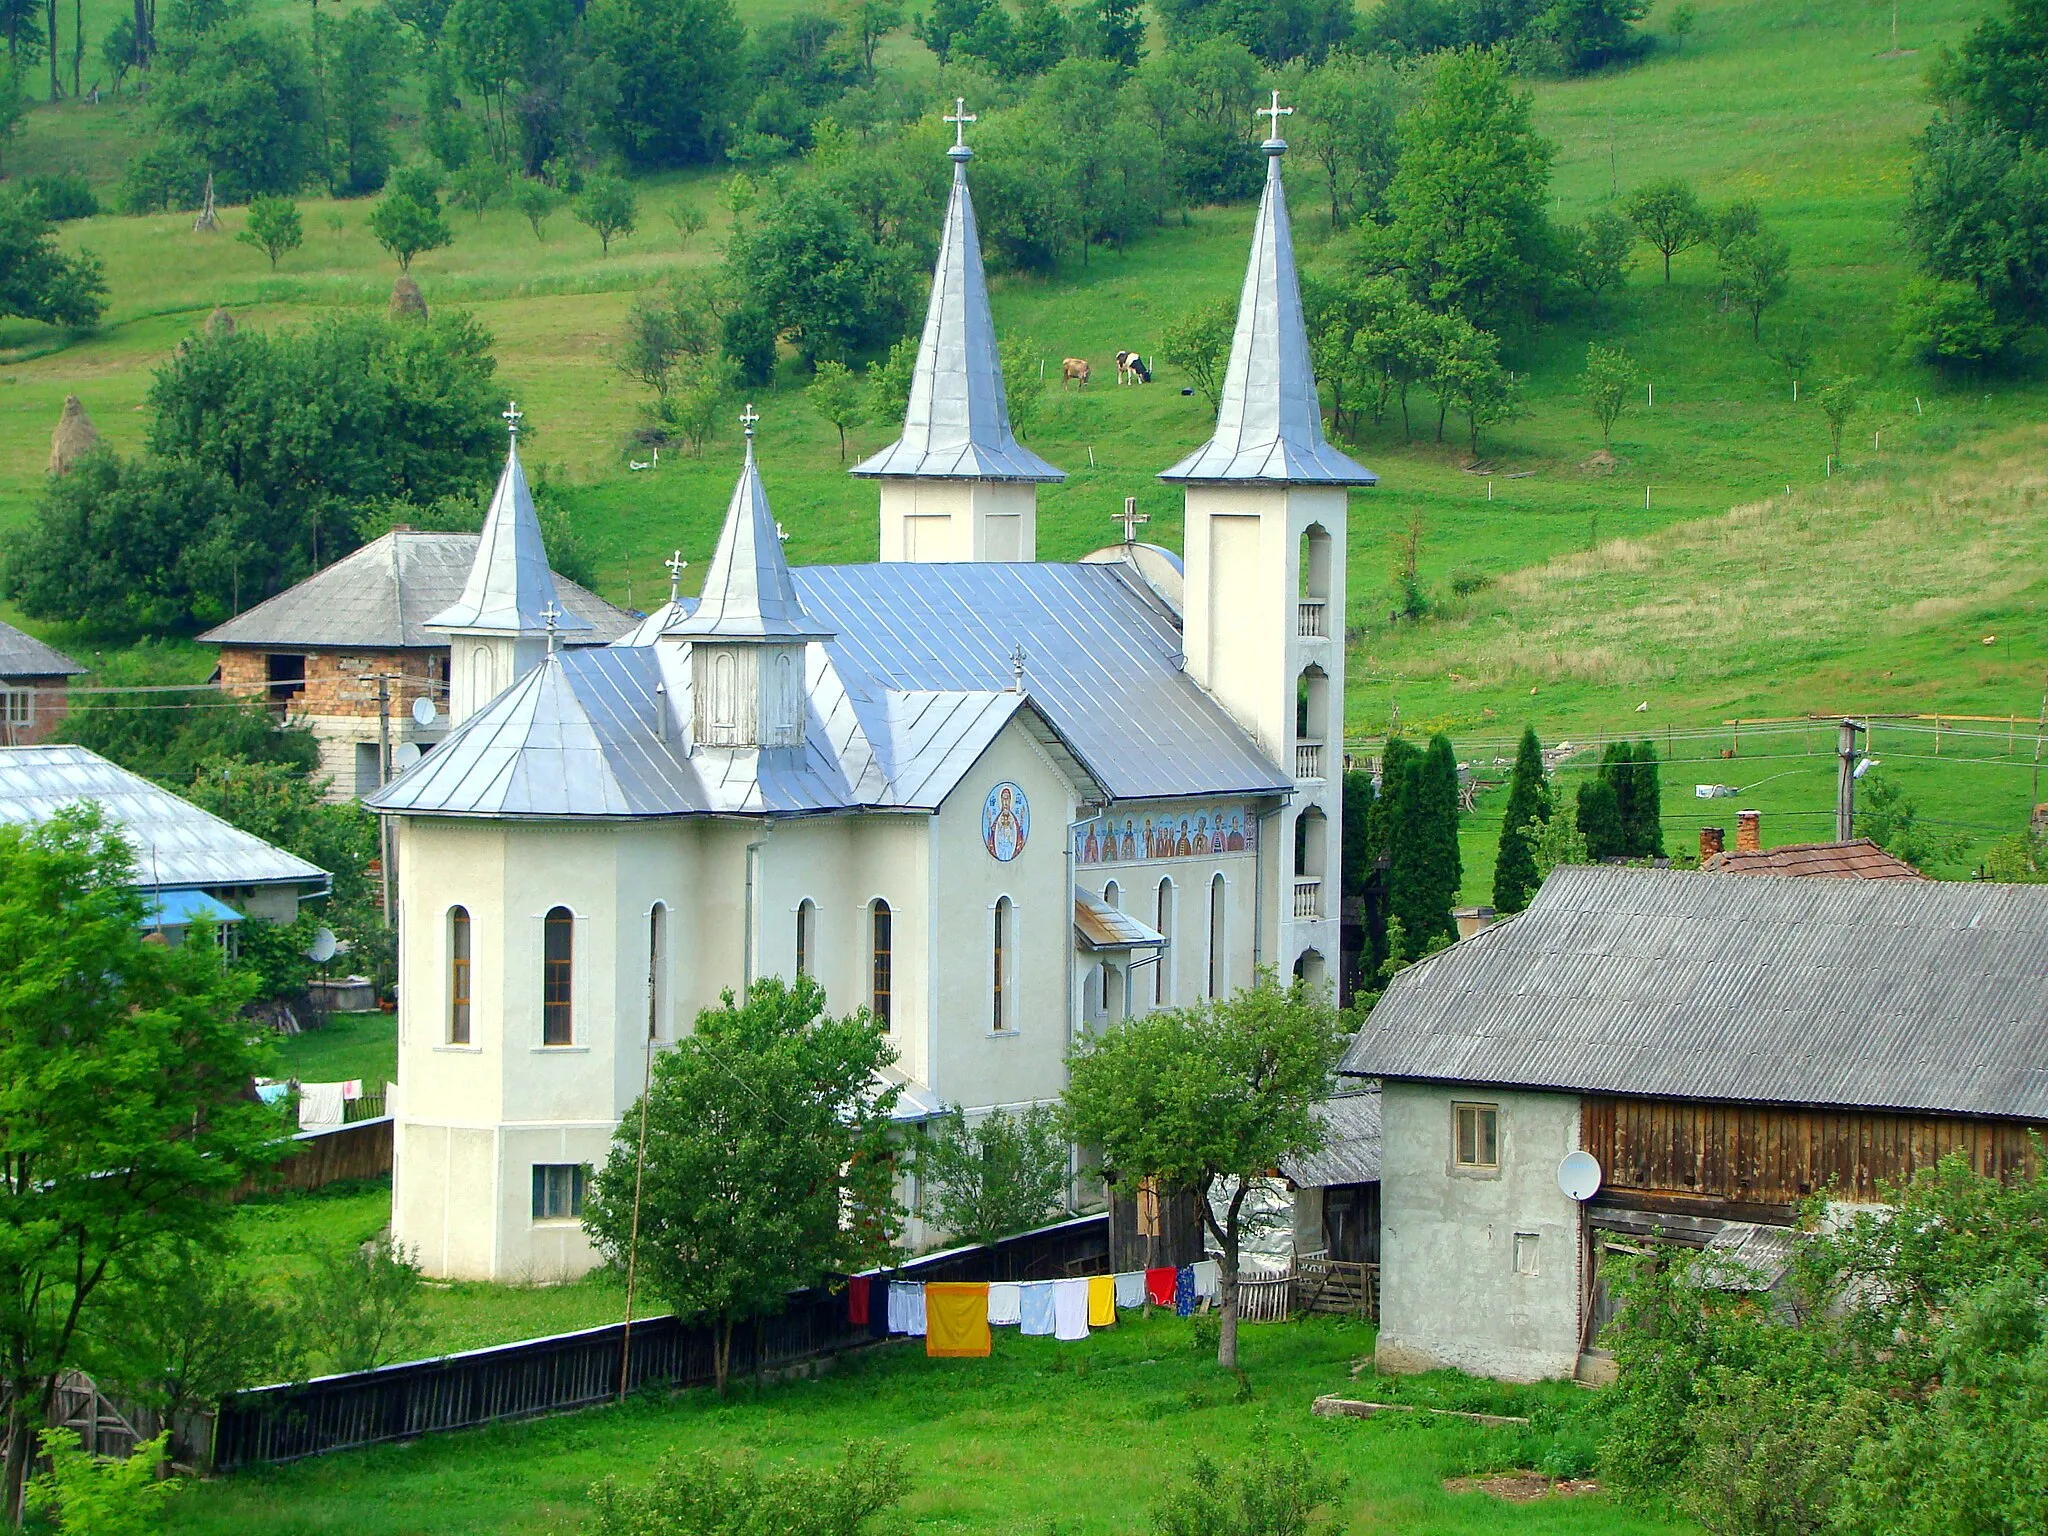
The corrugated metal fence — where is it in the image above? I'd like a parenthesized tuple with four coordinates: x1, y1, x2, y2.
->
(210, 1213, 1108, 1472)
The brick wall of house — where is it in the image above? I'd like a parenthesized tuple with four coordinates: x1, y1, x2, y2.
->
(217, 646, 447, 719)
(0, 674, 73, 746)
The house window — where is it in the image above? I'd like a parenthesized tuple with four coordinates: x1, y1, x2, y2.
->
(3, 688, 31, 727)
(542, 907, 574, 1045)
(795, 899, 815, 978)
(647, 903, 667, 1041)
(447, 906, 471, 1044)
(265, 653, 306, 706)
(531, 1163, 588, 1221)
(992, 897, 1012, 1032)
(870, 899, 892, 1028)
(1454, 1102, 1500, 1171)
(1514, 1231, 1541, 1276)
(1155, 879, 1173, 1005)
(1207, 874, 1226, 999)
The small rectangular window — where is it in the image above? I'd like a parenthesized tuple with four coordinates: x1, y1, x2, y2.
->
(3, 688, 31, 727)
(1453, 1102, 1499, 1171)
(1514, 1231, 1540, 1276)
(531, 1163, 588, 1221)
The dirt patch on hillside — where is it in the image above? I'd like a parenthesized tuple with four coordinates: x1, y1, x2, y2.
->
(1444, 1473, 1601, 1502)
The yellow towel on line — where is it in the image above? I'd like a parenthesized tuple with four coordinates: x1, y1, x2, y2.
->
(1087, 1274, 1116, 1328)
(925, 1282, 992, 1358)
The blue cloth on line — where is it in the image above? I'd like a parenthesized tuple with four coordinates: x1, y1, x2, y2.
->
(1019, 1280, 1057, 1336)
(1174, 1265, 1196, 1317)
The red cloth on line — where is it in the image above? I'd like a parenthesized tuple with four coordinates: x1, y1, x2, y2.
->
(1145, 1267, 1177, 1306)
(848, 1276, 871, 1327)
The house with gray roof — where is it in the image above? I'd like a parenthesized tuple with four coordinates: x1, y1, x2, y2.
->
(198, 526, 631, 801)
(0, 619, 84, 747)
(1343, 863, 2048, 1383)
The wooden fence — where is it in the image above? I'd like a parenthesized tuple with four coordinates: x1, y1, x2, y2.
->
(210, 1214, 1108, 1472)
(234, 1117, 393, 1200)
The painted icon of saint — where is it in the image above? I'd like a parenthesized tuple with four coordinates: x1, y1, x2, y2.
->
(987, 785, 1027, 862)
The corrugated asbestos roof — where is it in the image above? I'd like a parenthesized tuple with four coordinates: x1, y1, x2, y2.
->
(1159, 141, 1376, 488)
(1074, 887, 1167, 950)
(1341, 864, 2048, 1121)
(0, 745, 328, 891)
(198, 532, 632, 650)
(1281, 1087, 1382, 1187)
(850, 143, 1064, 484)
(1704, 838, 1924, 880)
(0, 619, 83, 678)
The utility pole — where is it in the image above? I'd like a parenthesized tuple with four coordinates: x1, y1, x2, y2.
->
(1836, 716, 1864, 842)
(377, 674, 394, 926)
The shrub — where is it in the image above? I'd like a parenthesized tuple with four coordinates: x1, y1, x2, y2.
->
(24, 172, 98, 221)
(588, 1442, 907, 1536)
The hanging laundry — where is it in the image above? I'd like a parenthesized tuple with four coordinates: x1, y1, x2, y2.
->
(987, 1282, 1023, 1327)
(1191, 1259, 1221, 1301)
(1145, 1267, 1177, 1307)
(925, 1283, 992, 1357)
(1087, 1275, 1116, 1327)
(1137, 1177, 1161, 1237)
(847, 1276, 871, 1327)
(1053, 1278, 1090, 1341)
(296, 1081, 347, 1130)
(1174, 1266, 1196, 1317)
(1019, 1281, 1057, 1336)
(1114, 1271, 1147, 1309)
(868, 1273, 893, 1339)
(889, 1280, 927, 1336)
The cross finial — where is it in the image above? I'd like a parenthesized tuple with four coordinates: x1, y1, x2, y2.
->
(503, 400, 524, 438)
(945, 96, 976, 148)
(776, 521, 789, 543)
(1113, 496, 1150, 546)
(540, 601, 561, 653)
(740, 402, 759, 440)
(1010, 642, 1027, 693)
(664, 550, 687, 600)
(1258, 90, 1293, 141)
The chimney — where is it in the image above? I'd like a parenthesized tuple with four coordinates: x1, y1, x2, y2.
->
(1736, 809, 1761, 852)
(1700, 826, 1724, 859)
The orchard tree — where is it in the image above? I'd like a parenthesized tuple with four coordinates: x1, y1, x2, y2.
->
(1818, 373, 1860, 461)
(1491, 724, 1549, 914)
(0, 809, 276, 1520)
(512, 177, 562, 241)
(583, 977, 900, 1394)
(449, 159, 506, 222)
(1718, 222, 1791, 339)
(1581, 341, 1638, 449)
(806, 359, 867, 461)
(1620, 176, 1709, 282)
(574, 174, 639, 255)
(236, 194, 302, 269)
(1160, 296, 1234, 408)
(1063, 974, 1345, 1371)
(916, 1104, 1070, 1246)
(369, 166, 453, 271)
(1566, 208, 1632, 296)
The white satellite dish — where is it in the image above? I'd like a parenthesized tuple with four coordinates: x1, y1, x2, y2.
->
(306, 927, 339, 964)
(412, 696, 438, 728)
(1558, 1150, 1603, 1203)
(394, 742, 423, 770)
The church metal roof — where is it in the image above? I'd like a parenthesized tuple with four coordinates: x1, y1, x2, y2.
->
(1159, 133, 1377, 488)
(849, 136, 1064, 484)
(428, 433, 593, 636)
(1074, 887, 1167, 951)
(672, 435, 835, 642)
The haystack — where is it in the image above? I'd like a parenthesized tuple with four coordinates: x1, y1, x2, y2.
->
(48, 394, 99, 476)
(389, 274, 428, 322)
(206, 306, 236, 337)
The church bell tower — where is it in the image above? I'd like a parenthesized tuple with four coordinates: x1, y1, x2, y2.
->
(1158, 95, 1377, 993)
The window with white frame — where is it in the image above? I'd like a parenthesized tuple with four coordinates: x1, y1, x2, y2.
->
(1453, 1102, 1500, 1172)
(531, 1163, 588, 1220)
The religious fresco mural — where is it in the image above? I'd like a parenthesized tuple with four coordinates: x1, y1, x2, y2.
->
(1072, 806, 1257, 866)
(982, 782, 1030, 861)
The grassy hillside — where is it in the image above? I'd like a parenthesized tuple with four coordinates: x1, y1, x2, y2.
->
(0, 0, 2040, 886)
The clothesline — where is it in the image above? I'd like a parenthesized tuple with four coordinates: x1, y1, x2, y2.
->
(846, 1262, 1224, 1358)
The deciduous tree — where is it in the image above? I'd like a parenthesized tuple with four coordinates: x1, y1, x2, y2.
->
(369, 165, 454, 270)
(236, 194, 303, 269)
(0, 187, 104, 327)
(1580, 341, 1637, 449)
(805, 358, 867, 461)
(1620, 175, 1709, 283)
(1718, 222, 1791, 340)
(573, 173, 638, 255)
(585, 0, 744, 168)
(916, 1104, 1070, 1245)
(1160, 296, 1234, 409)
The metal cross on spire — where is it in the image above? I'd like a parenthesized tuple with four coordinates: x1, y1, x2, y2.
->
(1113, 496, 1149, 545)
(740, 402, 759, 438)
(664, 550, 687, 600)
(540, 601, 561, 653)
(945, 96, 976, 148)
(1257, 90, 1293, 141)
(1010, 642, 1027, 694)
(503, 400, 524, 438)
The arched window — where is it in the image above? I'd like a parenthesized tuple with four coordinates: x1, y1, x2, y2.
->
(712, 652, 738, 729)
(543, 907, 574, 1045)
(647, 903, 667, 1041)
(795, 899, 815, 978)
(470, 646, 492, 706)
(776, 652, 796, 731)
(870, 899, 892, 1028)
(1103, 879, 1120, 910)
(1154, 879, 1174, 1006)
(992, 897, 1012, 1032)
(1298, 524, 1332, 637)
(447, 906, 471, 1044)
(1208, 874, 1226, 999)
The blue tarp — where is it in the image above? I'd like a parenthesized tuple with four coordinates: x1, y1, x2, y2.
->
(143, 888, 244, 928)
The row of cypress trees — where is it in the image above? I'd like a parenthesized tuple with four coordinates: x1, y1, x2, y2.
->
(1492, 729, 1665, 915)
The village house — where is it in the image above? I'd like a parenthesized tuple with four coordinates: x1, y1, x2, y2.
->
(199, 529, 632, 800)
(0, 619, 84, 747)
(1344, 864, 2048, 1383)
(365, 106, 1370, 1282)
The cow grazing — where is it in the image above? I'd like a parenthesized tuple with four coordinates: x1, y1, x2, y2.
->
(1115, 350, 1152, 385)
(1061, 357, 1091, 389)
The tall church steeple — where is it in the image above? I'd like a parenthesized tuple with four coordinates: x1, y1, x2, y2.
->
(428, 403, 589, 724)
(853, 99, 1062, 563)
(1159, 97, 1373, 997)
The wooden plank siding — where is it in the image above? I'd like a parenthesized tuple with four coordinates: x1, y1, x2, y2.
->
(1582, 1097, 2044, 1210)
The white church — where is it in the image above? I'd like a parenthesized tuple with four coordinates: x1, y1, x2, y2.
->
(369, 104, 1376, 1281)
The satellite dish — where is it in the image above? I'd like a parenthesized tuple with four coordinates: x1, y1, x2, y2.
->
(394, 743, 423, 770)
(306, 927, 339, 964)
(1558, 1150, 1603, 1202)
(412, 696, 438, 728)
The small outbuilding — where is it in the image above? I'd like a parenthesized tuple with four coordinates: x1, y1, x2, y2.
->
(0, 619, 84, 746)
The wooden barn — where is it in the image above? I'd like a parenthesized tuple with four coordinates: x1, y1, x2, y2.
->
(1343, 865, 2048, 1383)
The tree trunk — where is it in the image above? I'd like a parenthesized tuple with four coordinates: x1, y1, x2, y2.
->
(1217, 1243, 1239, 1370)
(3, 1382, 38, 1526)
(713, 1315, 732, 1396)
(1662, 247, 1672, 283)
(45, 0, 57, 101)
(70, 0, 79, 98)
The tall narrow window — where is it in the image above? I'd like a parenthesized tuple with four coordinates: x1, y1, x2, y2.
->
(647, 903, 667, 1041)
(542, 906, 574, 1045)
(1207, 874, 1226, 999)
(870, 899, 892, 1028)
(712, 652, 738, 729)
(1155, 879, 1174, 1005)
(447, 906, 471, 1044)
(992, 897, 1011, 1032)
(795, 899, 815, 978)
(776, 652, 796, 732)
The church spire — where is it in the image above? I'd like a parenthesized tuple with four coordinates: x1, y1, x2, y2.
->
(674, 408, 833, 642)
(429, 403, 592, 634)
(850, 100, 1063, 484)
(1159, 96, 1377, 487)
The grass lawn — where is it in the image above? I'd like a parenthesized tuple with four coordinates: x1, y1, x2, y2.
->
(269, 1010, 398, 1087)
(165, 1311, 1684, 1536)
